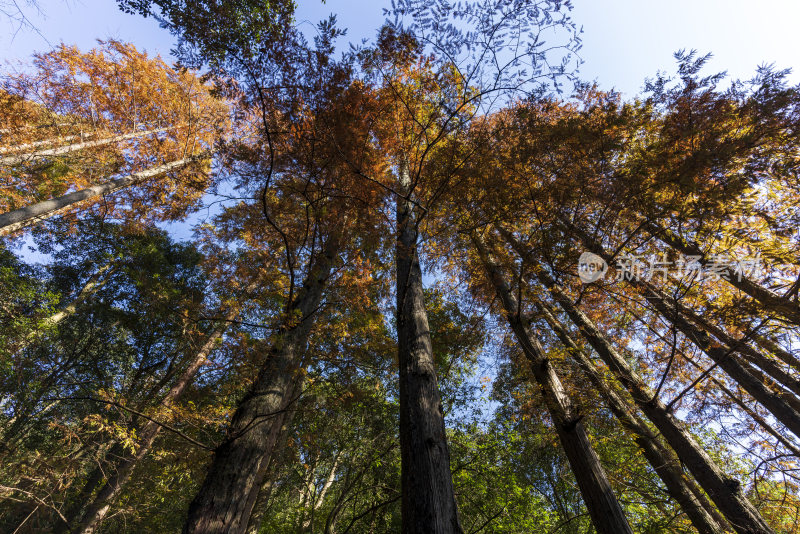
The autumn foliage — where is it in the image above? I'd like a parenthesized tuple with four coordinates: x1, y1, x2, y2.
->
(2, 5, 800, 534)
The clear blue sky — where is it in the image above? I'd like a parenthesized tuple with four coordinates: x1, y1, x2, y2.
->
(2, 0, 798, 96)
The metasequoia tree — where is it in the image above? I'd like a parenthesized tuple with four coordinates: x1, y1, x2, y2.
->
(114, 1, 581, 532)
(533, 297, 727, 534)
(497, 226, 775, 534)
(166, 17, 391, 534)
(349, 2, 581, 529)
(0, 40, 225, 233)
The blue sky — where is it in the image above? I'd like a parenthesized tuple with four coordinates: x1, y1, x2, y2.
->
(2, 0, 798, 96)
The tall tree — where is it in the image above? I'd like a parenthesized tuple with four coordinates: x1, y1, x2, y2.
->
(470, 231, 633, 534)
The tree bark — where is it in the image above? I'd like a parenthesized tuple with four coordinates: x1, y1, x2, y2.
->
(681, 353, 800, 458)
(183, 239, 339, 534)
(0, 157, 198, 236)
(396, 165, 463, 534)
(499, 227, 774, 534)
(640, 278, 800, 409)
(750, 333, 800, 375)
(471, 232, 633, 534)
(245, 378, 306, 534)
(72, 310, 236, 534)
(535, 298, 725, 534)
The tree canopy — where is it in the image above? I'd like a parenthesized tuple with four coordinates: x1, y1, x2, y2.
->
(1, 2, 799, 533)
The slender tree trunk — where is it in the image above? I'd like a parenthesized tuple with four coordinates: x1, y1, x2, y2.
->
(750, 333, 800, 375)
(52, 442, 125, 534)
(498, 228, 775, 534)
(535, 298, 725, 534)
(471, 232, 633, 534)
(72, 311, 236, 534)
(642, 220, 800, 326)
(301, 451, 341, 531)
(0, 126, 178, 166)
(183, 239, 339, 534)
(0, 157, 198, 235)
(396, 164, 462, 534)
(17, 263, 113, 352)
(681, 353, 800, 457)
(640, 270, 800, 438)
(43, 264, 113, 329)
(0, 132, 97, 155)
(0, 121, 81, 135)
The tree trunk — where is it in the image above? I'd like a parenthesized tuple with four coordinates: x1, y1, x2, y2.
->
(643, 276, 800, 439)
(750, 333, 800, 375)
(301, 451, 341, 531)
(0, 126, 177, 166)
(535, 298, 725, 534)
(0, 157, 198, 236)
(246, 378, 307, 534)
(396, 165, 462, 534)
(72, 310, 236, 534)
(681, 353, 800, 458)
(52, 442, 124, 534)
(471, 232, 633, 534)
(0, 132, 96, 155)
(17, 263, 114, 352)
(0, 121, 82, 136)
(499, 228, 774, 534)
(642, 220, 800, 326)
(183, 239, 339, 534)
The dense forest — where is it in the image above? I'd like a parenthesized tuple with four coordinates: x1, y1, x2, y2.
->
(1, 1, 800, 533)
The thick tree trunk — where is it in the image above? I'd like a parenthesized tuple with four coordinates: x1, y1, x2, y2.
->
(471, 232, 633, 534)
(0, 157, 197, 235)
(245, 378, 306, 534)
(71, 311, 235, 533)
(0, 126, 177, 166)
(499, 228, 774, 534)
(642, 220, 800, 326)
(396, 165, 462, 534)
(183, 240, 339, 534)
(535, 298, 725, 534)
